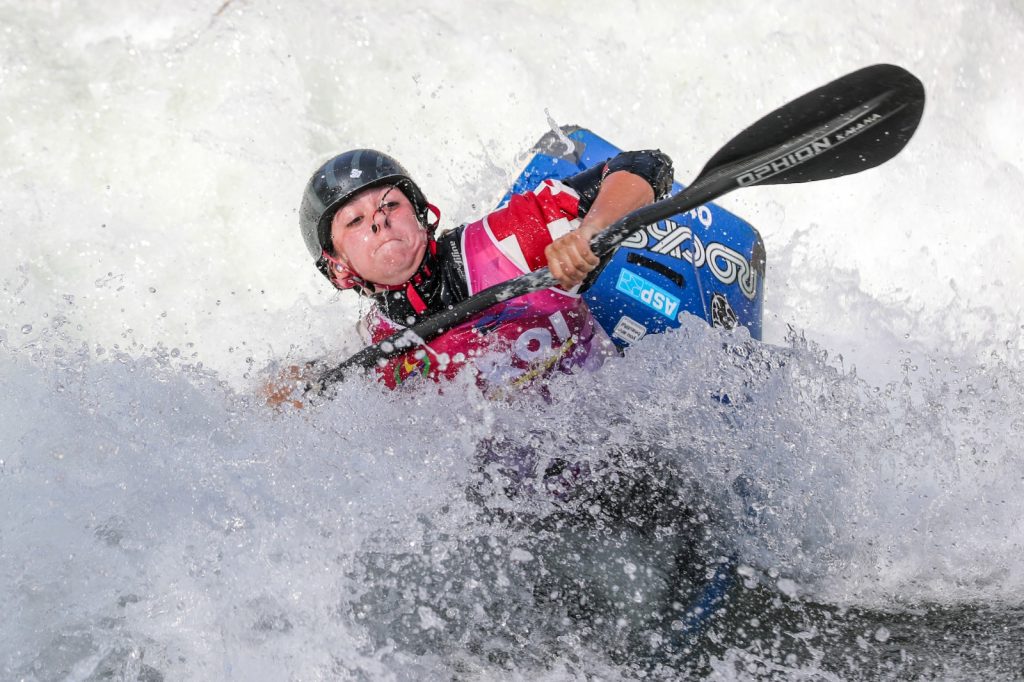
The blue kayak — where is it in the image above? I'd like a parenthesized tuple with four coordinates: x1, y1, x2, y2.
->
(503, 126, 765, 348)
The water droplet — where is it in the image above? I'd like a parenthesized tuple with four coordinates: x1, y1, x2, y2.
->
(874, 626, 891, 642)
(776, 577, 799, 598)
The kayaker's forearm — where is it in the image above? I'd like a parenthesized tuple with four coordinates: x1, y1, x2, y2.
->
(576, 171, 656, 241)
(545, 171, 656, 290)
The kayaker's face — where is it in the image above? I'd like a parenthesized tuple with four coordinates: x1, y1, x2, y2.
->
(330, 185, 427, 286)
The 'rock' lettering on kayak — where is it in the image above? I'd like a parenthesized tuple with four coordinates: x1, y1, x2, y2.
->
(736, 137, 833, 186)
(621, 220, 760, 300)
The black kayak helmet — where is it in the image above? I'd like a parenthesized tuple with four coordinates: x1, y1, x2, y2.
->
(299, 149, 431, 283)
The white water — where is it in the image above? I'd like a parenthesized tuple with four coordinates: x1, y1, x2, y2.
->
(2, 1, 1023, 679)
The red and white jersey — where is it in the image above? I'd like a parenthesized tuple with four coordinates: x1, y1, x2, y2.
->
(363, 179, 613, 390)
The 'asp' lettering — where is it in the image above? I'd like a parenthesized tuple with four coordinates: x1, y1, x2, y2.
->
(615, 269, 681, 320)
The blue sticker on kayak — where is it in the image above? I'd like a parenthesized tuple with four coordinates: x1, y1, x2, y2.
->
(615, 269, 681, 320)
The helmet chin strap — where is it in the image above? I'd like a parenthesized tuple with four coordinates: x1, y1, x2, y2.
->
(425, 203, 441, 230)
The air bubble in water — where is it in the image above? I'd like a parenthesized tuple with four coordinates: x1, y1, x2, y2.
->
(20, 324, 32, 334)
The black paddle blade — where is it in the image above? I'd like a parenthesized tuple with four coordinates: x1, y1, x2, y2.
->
(698, 64, 925, 188)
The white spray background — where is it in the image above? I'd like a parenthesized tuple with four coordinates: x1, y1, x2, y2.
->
(2, 0, 1023, 679)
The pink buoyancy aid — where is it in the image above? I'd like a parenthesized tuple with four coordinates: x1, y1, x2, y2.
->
(364, 180, 612, 390)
